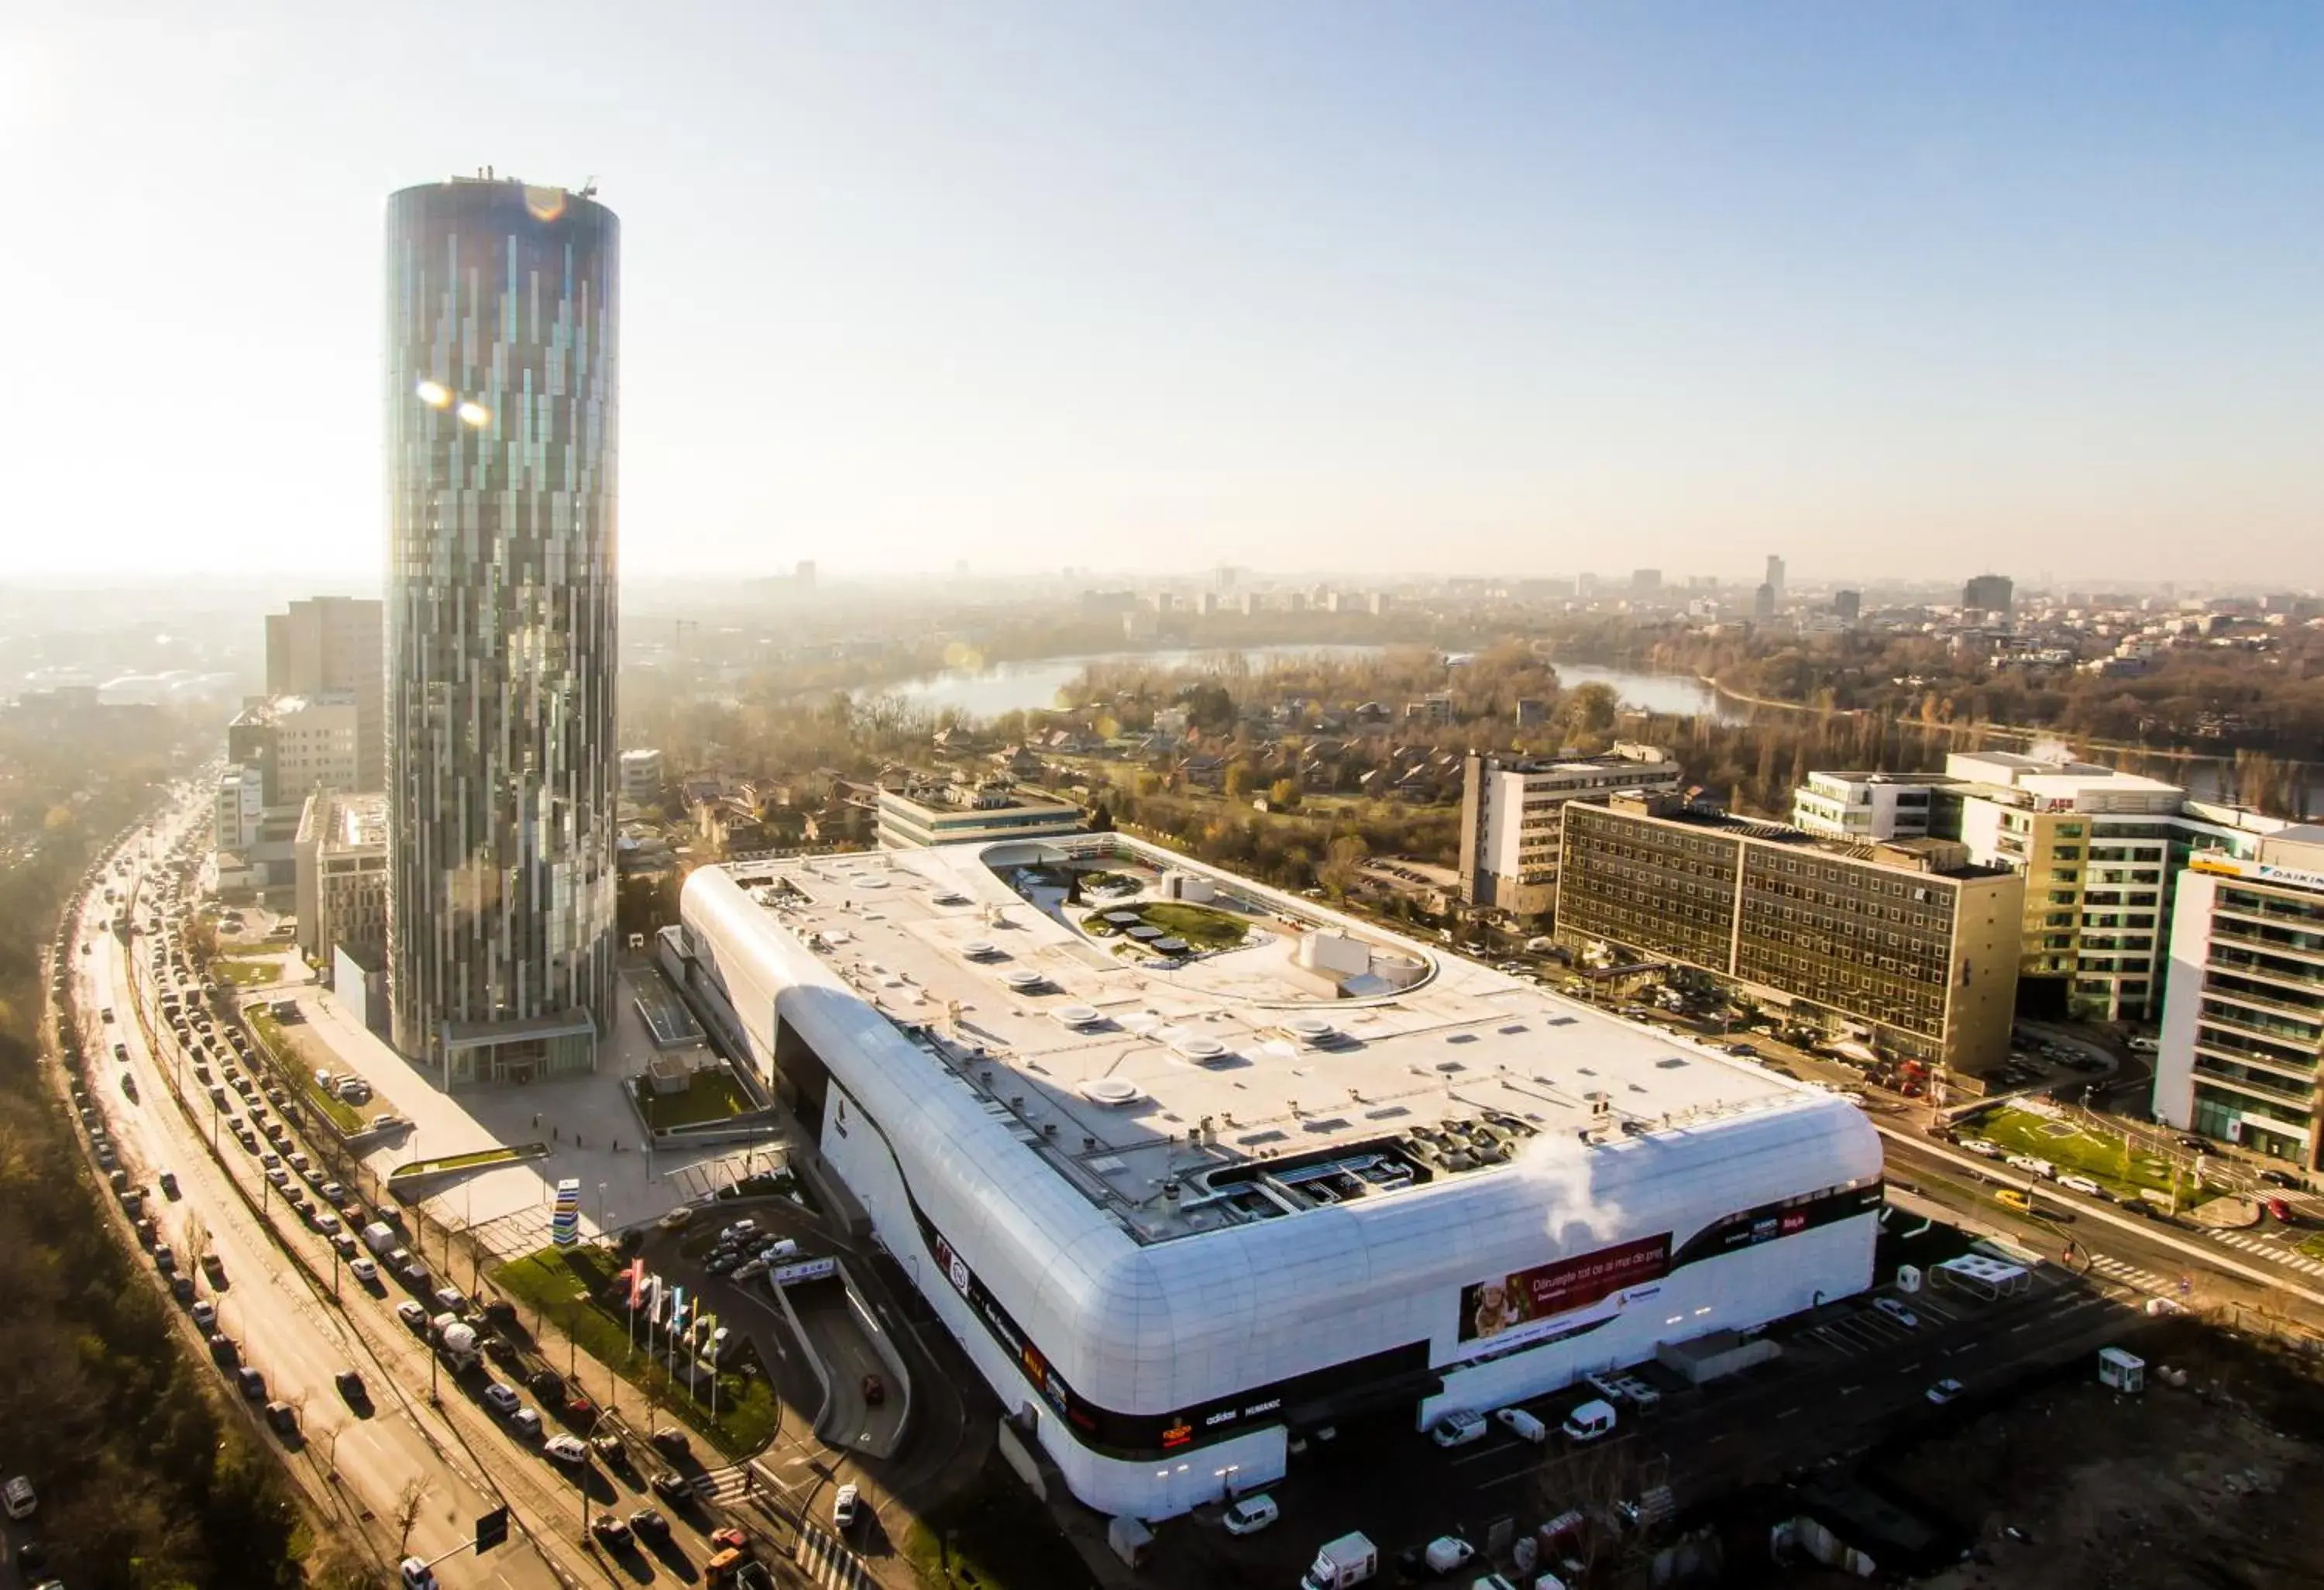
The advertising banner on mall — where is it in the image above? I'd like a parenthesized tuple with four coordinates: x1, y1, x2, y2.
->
(1456, 1232, 1671, 1353)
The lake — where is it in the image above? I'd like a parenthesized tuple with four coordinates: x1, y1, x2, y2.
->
(868, 645, 1745, 724)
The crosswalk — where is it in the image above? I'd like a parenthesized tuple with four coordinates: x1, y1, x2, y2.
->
(691, 1463, 752, 1505)
(2085, 1254, 2178, 1294)
(2209, 1230, 2324, 1277)
(796, 1523, 875, 1590)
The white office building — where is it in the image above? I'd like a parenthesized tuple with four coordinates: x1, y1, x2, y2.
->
(1456, 744, 1686, 916)
(1789, 751, 2284, 1021)
(671, 835, 1880, 1520)
(2154, 826, 2324, 1171)
(874, 776, 1085, 849)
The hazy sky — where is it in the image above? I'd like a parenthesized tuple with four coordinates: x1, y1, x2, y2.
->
(5, 4, 2319, 585)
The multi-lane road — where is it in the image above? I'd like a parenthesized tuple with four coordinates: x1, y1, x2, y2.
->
(60, 806, 773, 1590)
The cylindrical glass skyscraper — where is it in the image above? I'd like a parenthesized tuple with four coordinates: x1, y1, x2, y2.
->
(383, 175, 618, 1085)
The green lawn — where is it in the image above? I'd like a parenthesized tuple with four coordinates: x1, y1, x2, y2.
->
(491, 1244, 780, 1457)
(1081, 899, 1250, 951)
(901, 1453, 1090, 1590)
(215, 956, 284, 986)
(2296, 1230, 2324, 1263)
(1972, 1106, 2202, 1203)
(246, 1007, 370, 1133)
(632, 1068, 753, 1129)
(390, 1144, 540, 1179)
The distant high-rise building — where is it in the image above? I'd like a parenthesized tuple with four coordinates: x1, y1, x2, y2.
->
(383, 174, 620, 1086)
(1764, 555, 1786, 597)
(1631, 569, 1662, 595)
(1753, 582, 1776, 621)
(1962, 573, 2014, 614)
(795, 559, 816, 594)
(266, 597, 383, 787)
(1834, 589, 1862, 624)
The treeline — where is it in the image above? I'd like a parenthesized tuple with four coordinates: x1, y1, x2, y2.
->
(1549, 616, 2324, 760)
(0, 724, 359, 1589)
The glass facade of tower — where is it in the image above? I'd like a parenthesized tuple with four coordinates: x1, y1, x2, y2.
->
(383, 177, 618, 1084)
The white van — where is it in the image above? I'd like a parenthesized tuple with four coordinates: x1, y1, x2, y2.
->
(1493, 1406, 1549, 1444)
(1429, 1409, 1488, 1448)
(1222, 1493, 1279, 1536)
(1562, 1399, 1618, 1444)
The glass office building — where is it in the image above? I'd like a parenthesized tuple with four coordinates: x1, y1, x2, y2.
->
(383, 175, 619, 1085)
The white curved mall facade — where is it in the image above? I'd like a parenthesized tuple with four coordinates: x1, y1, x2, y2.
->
(674, 837, 1879, 1519)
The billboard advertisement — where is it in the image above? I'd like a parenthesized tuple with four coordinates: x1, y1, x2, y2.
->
(1456, 1232, 1670, 1351)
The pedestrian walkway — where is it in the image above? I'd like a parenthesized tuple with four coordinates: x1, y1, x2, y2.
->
(2085, 1253, 2179, 1294)
(2210, 1230, 2324, 1277)
(796, 1524, 876, 1590)
(692, 1463, 752, 1506)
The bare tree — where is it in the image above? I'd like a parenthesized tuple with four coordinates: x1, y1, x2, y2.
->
(183, 1210, 209, 1263)
(394, 1478, 431, 1555)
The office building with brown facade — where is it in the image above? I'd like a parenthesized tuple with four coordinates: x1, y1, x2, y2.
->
(1557, 792, 2023, 1075)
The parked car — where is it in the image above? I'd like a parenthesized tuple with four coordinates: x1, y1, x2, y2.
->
(483, 1382, 521, 1416)
(1494, 1406, 1548, 1444)
(542, 1435, 589, 1465)
(511, 1408, 543, 1441)
(832, 1482, 860, 1530)
(396, 1300, 429, 1333)
(590, 1512, 632, 1547)
(1927, 1377, 1967, 1405)
(1428, 1409, 1487, 1448)
(627, 1506, 670, 1541)
(349, 1257, 379, 1284)
(237, 1366, 267, 1400)
(1221, 1492, 1278, 1536)
(1873, 1298, 1920, 1330)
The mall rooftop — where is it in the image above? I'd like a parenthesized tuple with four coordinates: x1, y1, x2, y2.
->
(710, 836, 1819, 1243)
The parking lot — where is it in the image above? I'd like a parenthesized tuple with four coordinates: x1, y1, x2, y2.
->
(1123, 1209, 2137, 1590)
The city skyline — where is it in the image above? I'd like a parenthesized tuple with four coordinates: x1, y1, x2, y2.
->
(3, 6, 2319, 583)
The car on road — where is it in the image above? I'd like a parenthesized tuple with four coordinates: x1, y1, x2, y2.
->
(191, 1300, 216, 1331)
(1428, 1409, 1487, 1448)
(861, 1372, 885, 1406)
(706, 1250, 742, 1275)
(265, 1167, 290, 1188)
(335, 1370, 367, 1404)
(627, 1507, 669, 1541)
(511, 1408, 543, 1441)
(396, 1300, 428, 1333)
(832, 1483, 860, 1530)
(399, 1557, 438, 1589)
(1873, 1298, 1920, 1329)
(2058, 1174, 2106, 1197)
(349, 1257, 379, 1285)
(649, 1469, 690, 1503)
(2258, 1169, 2299, 1189)
(1996, 1189, 2033, 1213)
(591, 1434, 630, 1468)
(153, 1244, 176, 1274)
(237, 1367, 266, 1400)
(4, 1475, 36, 1520)
(730, 1257, 766, 1281)
(2004, 1155, 2056, 1179)
(201, 1252, 226, 1286)
(2126, 1034, 2161, 1054)
(1960, 1138, 2003, 1158)
(1398, 1536, 1475, 1579)
(157, 1171, 178, 1199)
(2177, 1135, 2209, 1153)
(208, 1333, 238, 1366)
(2267, 1197, 2296, 1223)
(1927, 1377, 1967, 1405)
(482, 1382, 521, 1416)
(590, 1512, 631, 1547)
(1220, 1492, 1278, 1535)
(542, 1434, 589, 1466)
(649, 1426, 690, 1456)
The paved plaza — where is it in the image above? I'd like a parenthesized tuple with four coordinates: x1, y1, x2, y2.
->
(281, 964, 782, 1260)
